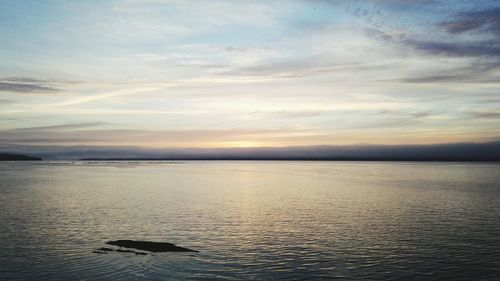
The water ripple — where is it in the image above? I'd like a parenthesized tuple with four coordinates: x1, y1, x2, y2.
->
(1, 161, 500, 280)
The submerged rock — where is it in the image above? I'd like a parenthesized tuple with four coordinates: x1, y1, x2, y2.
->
(97, 247, 114, 252)
(93, 247, 147, 255)
(92, 250, 109, 254)
(106, 240, 198, 253)
(116, 249, 147, 255)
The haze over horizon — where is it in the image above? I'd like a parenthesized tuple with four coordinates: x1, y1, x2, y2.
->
(1, 0, 500, 156)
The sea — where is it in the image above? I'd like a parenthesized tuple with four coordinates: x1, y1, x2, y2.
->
(0, 161, 499, 280)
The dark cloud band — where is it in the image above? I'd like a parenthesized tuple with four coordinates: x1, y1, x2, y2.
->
(0, 82, 59, 93)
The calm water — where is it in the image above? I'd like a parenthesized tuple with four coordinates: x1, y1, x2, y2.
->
(0, 161, 499, 280)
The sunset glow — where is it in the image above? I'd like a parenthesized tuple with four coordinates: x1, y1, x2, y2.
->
(1, 1, 500, 153)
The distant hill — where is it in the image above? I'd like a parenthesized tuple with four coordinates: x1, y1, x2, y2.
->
(0, 153, 42, 161)
(79, 141, 500, 162)
(3, 140, 500, 162)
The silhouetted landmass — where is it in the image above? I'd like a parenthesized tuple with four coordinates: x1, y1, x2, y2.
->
(4, 140, 500, 161)
(0, 153, 42, 161)
(106, 240, 198, 253)
(79, 141, 500, 162)
(81, 156, 499, 162)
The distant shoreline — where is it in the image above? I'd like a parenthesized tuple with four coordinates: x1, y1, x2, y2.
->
(0, 153, 42, 161)
(4, 140, 500, 162)
(80, 158, 500, 162)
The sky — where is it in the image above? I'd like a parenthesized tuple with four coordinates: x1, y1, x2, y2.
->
(1, 0, 500, 156)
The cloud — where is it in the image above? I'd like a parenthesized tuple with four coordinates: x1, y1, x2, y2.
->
(1, 1, 499, 151)
(0, 127, 309, 146)
(0, 82, 60, 93)
(1, 77, 50, 83)
(403, 8, 500, 60)
(438, 19, 484, 34)
(395, 72, 500, 83)
(363, 28, 393, 41)
(398, 74, 470, 83)
(219, 58, 394, 80)
(376, 109, 431, 119)
(404, 39, 500, 58)
(410, 111, 431, 118)
(0, 77, 60, 93)
(438, 8, 500, 35)
(256, 109, 327, 118)
(476, 98, 500, 104)
(389, 56, 500, 84)
(470, 110, 500, 119)
(6, 122, 104, 132)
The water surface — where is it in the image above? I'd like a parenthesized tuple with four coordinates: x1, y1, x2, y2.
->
(1, 161, 499, 280)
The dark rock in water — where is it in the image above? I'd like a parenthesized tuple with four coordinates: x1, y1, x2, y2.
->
(92, 240, 197, 255)
(106, 240, 198, 253)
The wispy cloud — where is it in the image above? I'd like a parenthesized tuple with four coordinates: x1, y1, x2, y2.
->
(0, 82, 60, 93)
(0, 127, 319, 147)
(399, 7, 500, 62)
(405, 39, 500, 58)
(2, 77, 50, 83)
(378, 109, 432, 119)
(256, 109, 327, 118)
(1, 1, 500, 149)
(52, 85, 166, 107)
(437, 8, 500, 35)
(6, 122, 104, 132)
(470, 110, 500, 119)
